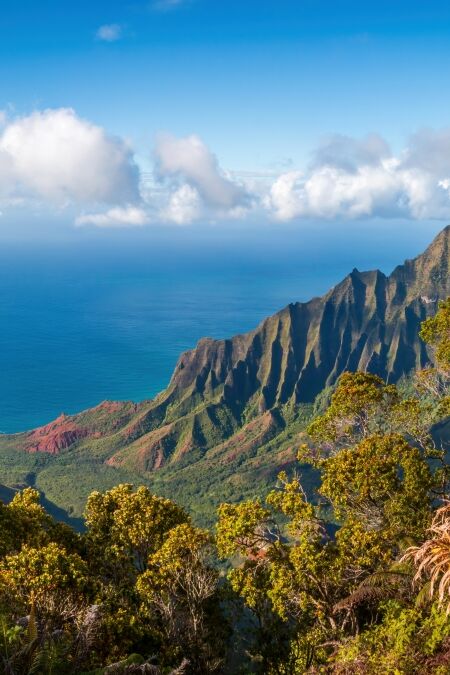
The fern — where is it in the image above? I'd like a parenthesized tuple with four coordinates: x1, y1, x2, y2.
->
(29, 638, 68, 675)
(403, 503, 450, 613)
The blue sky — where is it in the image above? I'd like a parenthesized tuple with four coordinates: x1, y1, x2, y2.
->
(2, 0, 450, 234)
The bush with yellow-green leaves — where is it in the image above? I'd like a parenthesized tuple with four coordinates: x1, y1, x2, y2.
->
(0, 299, 448, 674)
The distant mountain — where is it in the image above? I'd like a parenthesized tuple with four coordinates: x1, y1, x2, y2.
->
(0, 226, 449, 524)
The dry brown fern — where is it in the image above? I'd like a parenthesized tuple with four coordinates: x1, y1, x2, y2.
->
(402, 503, 450, 612)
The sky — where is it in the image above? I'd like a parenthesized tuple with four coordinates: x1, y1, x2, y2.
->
(2, 0, 450, 235)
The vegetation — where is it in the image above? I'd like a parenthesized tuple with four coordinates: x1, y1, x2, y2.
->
(0, 225, 448, 531)
(0, 403, 317, 530)
(0, 299, 449, 673)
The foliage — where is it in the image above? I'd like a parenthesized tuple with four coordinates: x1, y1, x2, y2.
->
(85, 483, 188, 573)
(333, 600, 450, 674)
(138, 523, 226, 671)
(306, 372, 399, 449)
(213, 298, 450, 672)
(420, 297, 450, 377)
(403, 503, 450, 614)
(0, 485, 227, 673)
(0, 299, 448, 672)
(0, 487, 80, 558)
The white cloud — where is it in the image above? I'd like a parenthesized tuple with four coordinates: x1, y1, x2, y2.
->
(154, 133, 248, 209)
(266, 163, 407, 221)
(161, 184, 201, 225)
(0, 108, 139, 205)
(75, 206, 149, 228)
(265, 130, 450, 222)
(403, 128, 450, 176)
(96, 24, 123, 42)
(4, 108, 450, 228)
(264, 171, 304, 221)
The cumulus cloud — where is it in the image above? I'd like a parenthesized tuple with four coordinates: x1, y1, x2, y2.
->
(403, 128, 450, 176)
(265, 171, 304, 221)
(154, 133, 249, 210)
(266, 162, 412, 221)
(0, 111, 249, 228)
(96, 24, 123, 42)
(265, 130, 450, 222)
(0, 108, 139, 205)
(160, 184, 202, 225)
(75, 206, 149, 228)
(4, 107, 450, 228)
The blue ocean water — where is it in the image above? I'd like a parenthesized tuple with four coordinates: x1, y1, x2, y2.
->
(0, 222, 442, 433)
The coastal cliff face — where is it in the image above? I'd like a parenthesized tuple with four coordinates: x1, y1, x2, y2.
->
(0, 227, 449, 522)
(167, 224, 450, 408)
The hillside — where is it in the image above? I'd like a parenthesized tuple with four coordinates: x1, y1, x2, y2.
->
(0, 226, 449, 525)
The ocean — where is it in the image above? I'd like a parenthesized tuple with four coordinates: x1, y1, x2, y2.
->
(0, 221, 442, 433)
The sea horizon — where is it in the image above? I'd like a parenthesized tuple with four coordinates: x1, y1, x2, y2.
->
(0, 220, 442, 433)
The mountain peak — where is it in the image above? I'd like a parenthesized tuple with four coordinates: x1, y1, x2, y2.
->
(167, 228, 449, 409)
(388, 226, 449, 300)
(415, 224, 449, 261)
(1, 228, 449, 523)
(3, 230, 449, 456)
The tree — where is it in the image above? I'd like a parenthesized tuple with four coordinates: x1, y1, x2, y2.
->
(215, 299, 450, 672)
(138, 523, 226, 672)
(0, 542, 97, 674)
(306, 372, 399, 452)
(83, 484, 190, 666)
(0, 542, 90, 622)
(320, 434, 433, 555)
(420, 297, 450, 381)
(85, 484, 188, 576)
(0, 488, 79, 558)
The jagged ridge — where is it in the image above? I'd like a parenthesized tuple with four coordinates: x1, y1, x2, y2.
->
(0, 226, 448, 522)
(167, 225, 450, 408)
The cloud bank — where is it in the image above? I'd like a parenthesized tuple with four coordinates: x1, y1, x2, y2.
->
(160, 184, 202, 225)
(155, 133, 248, 207)
(266, 132, 450, 221)
(3, 107, 450, 228)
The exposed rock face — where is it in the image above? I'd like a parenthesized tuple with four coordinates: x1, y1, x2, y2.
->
(168, 226, 450, 409)
(106, 422, 175, 472)
(21, 401, 139, 455)
(25, 414, 96, 454)
(97, 226, 450, 473)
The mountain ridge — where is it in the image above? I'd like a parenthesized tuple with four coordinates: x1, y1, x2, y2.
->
(166, 224, 449, 408)
(0, 226, 449, 523)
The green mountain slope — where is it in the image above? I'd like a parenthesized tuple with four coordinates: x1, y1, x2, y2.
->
(0, 226, 449, 525)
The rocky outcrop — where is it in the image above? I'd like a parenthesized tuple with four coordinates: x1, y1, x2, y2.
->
(25, 414, 99, 454)
(23, 401, 139, 455)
